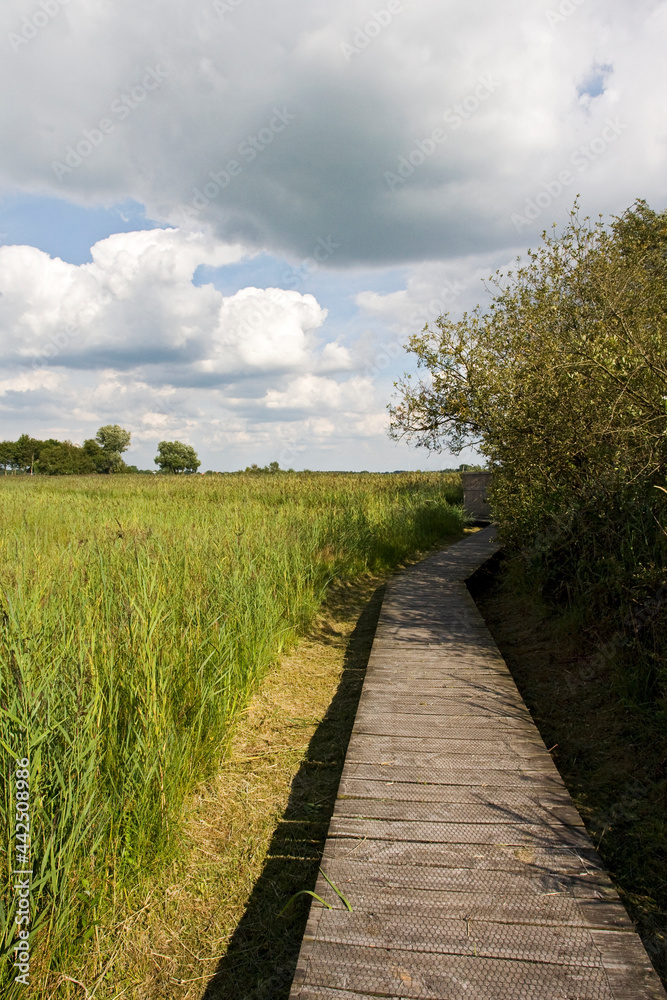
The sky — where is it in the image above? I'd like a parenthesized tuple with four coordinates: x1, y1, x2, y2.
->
(0, 0, 665, 471)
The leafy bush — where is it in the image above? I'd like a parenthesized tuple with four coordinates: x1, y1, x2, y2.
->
(390, 199, 667, 687)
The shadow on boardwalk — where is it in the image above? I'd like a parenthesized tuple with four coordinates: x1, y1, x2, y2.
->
(201, 585, 385, 1000)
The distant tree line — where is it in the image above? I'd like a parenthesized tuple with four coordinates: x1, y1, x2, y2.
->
(0, 426, 136, 475)
(243, 461, 292, 474)
(0, 427, 202, 475)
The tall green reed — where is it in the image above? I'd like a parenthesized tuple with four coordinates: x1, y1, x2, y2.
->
(0, 472, 463, 986)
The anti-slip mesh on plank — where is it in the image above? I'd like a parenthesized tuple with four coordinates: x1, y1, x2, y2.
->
(288, 527, 667, 1000)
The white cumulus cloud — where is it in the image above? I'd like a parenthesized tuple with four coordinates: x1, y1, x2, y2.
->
(0, 228, 343, 382)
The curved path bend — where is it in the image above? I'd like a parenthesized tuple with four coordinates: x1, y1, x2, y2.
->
(289, 526, 666, 1000)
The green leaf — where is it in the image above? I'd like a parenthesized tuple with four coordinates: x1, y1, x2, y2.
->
(319, 868, 353, 912)
(279, 890, 332, 916)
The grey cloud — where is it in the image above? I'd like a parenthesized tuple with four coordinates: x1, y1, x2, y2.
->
(1, 0, 664, 265)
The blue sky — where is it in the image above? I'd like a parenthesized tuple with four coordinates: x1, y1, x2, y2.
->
(0, 0, 665, 470)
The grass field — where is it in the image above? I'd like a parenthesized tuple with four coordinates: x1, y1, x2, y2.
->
(0, 471, 464, 993)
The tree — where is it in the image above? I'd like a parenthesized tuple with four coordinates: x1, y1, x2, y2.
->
(154, 441, 201, 474)
(95, 425, 131, 473)
(0, 440, 16, 474)
(0, 436, 47, 473)
(13, 434, 44, 474)
(244, 461, 283, 473)
(390, 199, 667, 640)
(34, 440, 96, 475)
(82, 438, 107, 473)
(391, 199, 667, 513)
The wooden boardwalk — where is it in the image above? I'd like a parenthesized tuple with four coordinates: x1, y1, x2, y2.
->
(289, 527, 666, 1000)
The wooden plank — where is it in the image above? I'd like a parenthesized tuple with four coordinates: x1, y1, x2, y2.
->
(355, 705, 536, 724)
(342, 748, 559, 772)
(292, 989, 395, 1000)
(362, 661, 514, 673)
(333, 796, 585, 828)
(292, 942, 617, 999)
(353, 704, 535, 722)
(320, 840, 607, 877)
(359, 677, 527, 694)
(327, 816, 592, 848)
(304, 883, 632, 929)
(592, 929, 667, 999)
(304, 910, 609, 967)
(342, 892, 629, 931)
(356, 696, 534, 716)
(337, 778, 574, 807)
(352, 721, 540, 739)
(346, 734, 548, 756)
(358, 689, 532, 706)
(316, 861, 616, 906)
(341, 761, 567, 787)
(363, 663, 512, 675)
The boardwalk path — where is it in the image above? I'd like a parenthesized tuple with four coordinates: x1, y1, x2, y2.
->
(289, 526, 666, 1000)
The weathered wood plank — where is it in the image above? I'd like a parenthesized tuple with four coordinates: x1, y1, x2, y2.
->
(320, 840, 607, 877)
(327, 816, 592, 848)
(315, 861, 616, 907)
(337, 778, 573, 807)
(342, 748, 559, 771)
(293, 942, 617, 999)
(292, 989, 394, 1000)
(304, 910, 610, 966)
(341, 761, 567, 787)
(333, 796, 584, 827)
(304, 882, 632, 928)
(341, 762, 567, 789)
(346, 733, 548, 756)
(332, 891, 631, 931)
(353, 705, 535, 722)
(351, 720, 540, 739)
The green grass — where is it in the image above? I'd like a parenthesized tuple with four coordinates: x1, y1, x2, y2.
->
(0, 471, 463, 990)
